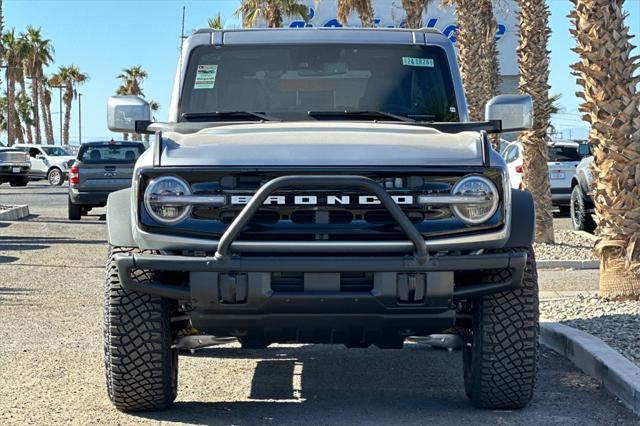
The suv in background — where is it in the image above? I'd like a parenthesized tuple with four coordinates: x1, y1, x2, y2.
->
(68, 140, 145, 220)
(0, 146, 31, 186)
(571, 143, 596, 232)
(13, 144, 75, 186)
(502, 140, 584, 213)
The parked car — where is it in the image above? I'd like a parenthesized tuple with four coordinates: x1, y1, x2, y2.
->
(571, 143, 596, 232)
(502, 140, 584, 212)
(67, 140, 146, 220)
(0, 146, 31, 186)
(13, 143, 75, 185)
(103, 27, 539, 411)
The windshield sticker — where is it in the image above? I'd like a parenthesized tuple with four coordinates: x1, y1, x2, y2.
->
(402, 57, 434, 68)
(194, 64, 218, 89)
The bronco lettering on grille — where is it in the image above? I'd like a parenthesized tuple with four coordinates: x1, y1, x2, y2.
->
(229, 195, 414, 206)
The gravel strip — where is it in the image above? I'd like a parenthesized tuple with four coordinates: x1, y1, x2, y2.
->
(540, 294, 640, 367)
(534, 229, 596, 261)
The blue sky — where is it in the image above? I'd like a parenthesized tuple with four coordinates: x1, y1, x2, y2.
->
(4, 0, 640, 143)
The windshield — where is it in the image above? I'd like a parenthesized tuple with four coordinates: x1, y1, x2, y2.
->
(78, 143, 145, 164)
(41, 146, 71, 156)
(180, 44, 460, 122)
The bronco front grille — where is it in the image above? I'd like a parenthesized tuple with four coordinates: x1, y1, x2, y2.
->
(138, 168, 505, 241)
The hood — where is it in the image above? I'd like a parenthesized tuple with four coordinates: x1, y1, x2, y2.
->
(159, 122, 485, 167)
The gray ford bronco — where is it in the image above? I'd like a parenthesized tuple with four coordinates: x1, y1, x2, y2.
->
(104, 28, 538, 412)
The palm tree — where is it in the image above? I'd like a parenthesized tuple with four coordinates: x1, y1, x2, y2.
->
(2, 29, 27, 146)
(13, 91, 32, 144)
(516, 0, 554, 244)
(401, 0, 430, 28)
(208, 12, 225, 29)
(41, 76, 55, 144)
(237, 0, 308, 28)
(337, 0, 375, 27)
(22, 26, 54, 145)
(442, 0, 500, 123)
(117, 65, 147, 97)
(570, 0, 640, 299)
(50, 65, 88, 145)
(117, 66, 148, 140)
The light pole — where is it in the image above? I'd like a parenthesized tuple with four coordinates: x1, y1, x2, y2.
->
(52, 85, 64, 144)
(78, 93, 82, 145)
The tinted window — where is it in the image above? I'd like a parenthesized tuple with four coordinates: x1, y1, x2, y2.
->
(180, 44, 460, 122)
(548, 145, 581, 162)
(78, 144, 144, 163)
(41, 146, 71, 156)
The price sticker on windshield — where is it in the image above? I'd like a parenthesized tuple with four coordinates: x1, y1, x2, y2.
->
(194, 64, 218, 89)
(402, 57, 434, 67)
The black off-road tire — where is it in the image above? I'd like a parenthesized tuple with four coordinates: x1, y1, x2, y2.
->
(104, 246, 178, 412)
(463, 247, 539, 409)
(570, 185, 596, 233)
(68, 196, 82, 221)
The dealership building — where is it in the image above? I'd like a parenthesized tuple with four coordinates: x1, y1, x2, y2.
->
(276, 0, 520, 95)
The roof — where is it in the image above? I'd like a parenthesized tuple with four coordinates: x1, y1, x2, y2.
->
(190, 27, 450, 46)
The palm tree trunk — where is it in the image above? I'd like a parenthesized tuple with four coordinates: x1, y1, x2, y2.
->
(63, 83, 73, 145)
(41, 86, 54, 145)
(479, 0, 502, 151)
(402, 0, 426, 28)
(18, 71, 33, 144)
(6, 70, 15, 146)
(123, 133, 129, 141)
(444, 0, 488, 121)
(31, 79, 42, 144)
(570, 0, 640, 300)
(517, 0, 555, 244)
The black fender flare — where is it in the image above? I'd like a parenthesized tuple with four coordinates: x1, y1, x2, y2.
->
(504, 189, 535, 248)
(107, 188, 136, 247)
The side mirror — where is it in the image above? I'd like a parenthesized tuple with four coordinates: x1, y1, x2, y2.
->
(578, 143, 591, 157)
(485, 95, 533, 132)
(107, 96, 151, 133)
(35, 154, 45, 160)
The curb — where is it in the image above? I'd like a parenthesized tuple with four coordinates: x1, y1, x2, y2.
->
(540, 321, 640, 416)
(537, 259, 599, 270)
(0, 205, 30, 221)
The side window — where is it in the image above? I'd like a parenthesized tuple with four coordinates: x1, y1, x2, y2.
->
(28, 148, 40, 158)
(504, 146, 518, 163)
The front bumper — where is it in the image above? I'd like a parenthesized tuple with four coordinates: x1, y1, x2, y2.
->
(114, 251, 526, 343)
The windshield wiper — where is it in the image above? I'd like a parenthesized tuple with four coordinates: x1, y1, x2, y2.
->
(181, 111, 280, 122)
(308, 110, 416, 123)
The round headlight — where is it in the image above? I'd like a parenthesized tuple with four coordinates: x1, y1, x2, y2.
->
(144, 176, 192, 224)
(451, 175, 499, 225)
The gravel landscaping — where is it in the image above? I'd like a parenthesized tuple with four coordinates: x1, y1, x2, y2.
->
(534, 229, 597, 261)
(541, 294, 640, 367)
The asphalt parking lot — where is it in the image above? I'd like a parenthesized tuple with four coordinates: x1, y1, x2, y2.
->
(0, 182, 636, 425)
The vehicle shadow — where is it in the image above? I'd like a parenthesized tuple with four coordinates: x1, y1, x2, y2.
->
(130, 342, 636, 425)
(136, 344, 470, 425)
